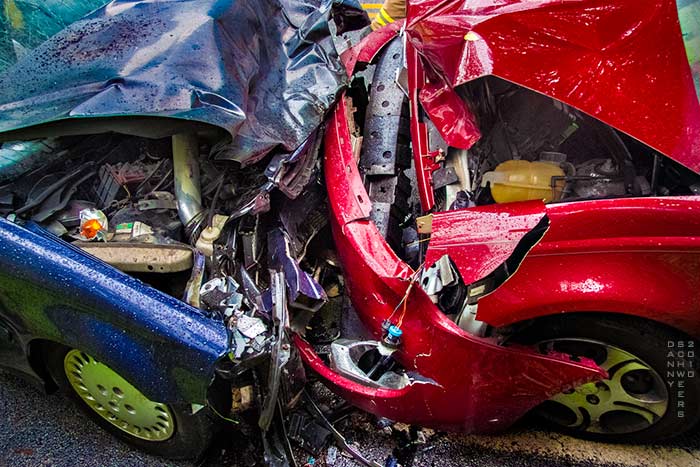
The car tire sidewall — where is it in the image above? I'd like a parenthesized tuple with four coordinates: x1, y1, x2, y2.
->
(44, 344, 217, 460)
(512, 314, 699, 443)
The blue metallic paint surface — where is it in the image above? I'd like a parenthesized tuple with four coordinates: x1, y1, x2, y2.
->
(0, 217, 229, 404)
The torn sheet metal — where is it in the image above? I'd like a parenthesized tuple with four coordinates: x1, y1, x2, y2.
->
(418, 82, 480, 150)
(314, 96, 605, 433)
(0, 0, 366, 166)
(259, 270, 291, 431)
(405, 0, 700, 173)
(278, 182, 328, 260)
(423, 200, 547, 286)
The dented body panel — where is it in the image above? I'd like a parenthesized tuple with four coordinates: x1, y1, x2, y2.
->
(0, 217, 228, 404)
(479, 197, 700, 337)
(424, 201, 546, 285)
(306, 0, 700, 434)
(298, 96, 605, 432)
(404, 0, 700, 173)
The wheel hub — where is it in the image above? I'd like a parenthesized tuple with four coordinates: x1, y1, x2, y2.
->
(540, 339, 668, 435)
(64, 349, 175, 441)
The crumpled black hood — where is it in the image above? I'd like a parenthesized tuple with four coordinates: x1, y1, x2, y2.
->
(0, 0, 366, 165)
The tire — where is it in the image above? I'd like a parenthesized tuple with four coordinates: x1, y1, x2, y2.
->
(44, 343, 219, 460)
(511, 314, 699, 443)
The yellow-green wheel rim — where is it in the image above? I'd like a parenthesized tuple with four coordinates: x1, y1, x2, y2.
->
(64, 349, 175, 441)
(540, 339, 668, 434)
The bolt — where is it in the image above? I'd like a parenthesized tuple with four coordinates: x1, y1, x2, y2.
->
(586, 395, 600, 405)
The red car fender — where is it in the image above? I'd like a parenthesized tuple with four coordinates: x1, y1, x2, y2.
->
(298, 95, 605, 432)
(478, 198, 700, 337)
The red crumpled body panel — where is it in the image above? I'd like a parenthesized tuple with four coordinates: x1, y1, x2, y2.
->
(477, 197, 700, 338)
(406, 0, 700, 172)
(299, 95, 605, 433)
(425, 200, 546, 284)
(419, 81, 481, 149)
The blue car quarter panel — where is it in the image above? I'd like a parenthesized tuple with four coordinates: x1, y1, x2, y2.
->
(0, 216, 229, 404)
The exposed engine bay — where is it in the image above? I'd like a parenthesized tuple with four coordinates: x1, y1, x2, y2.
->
(357, 72, 700, 244)
(0, 128, 337, 320)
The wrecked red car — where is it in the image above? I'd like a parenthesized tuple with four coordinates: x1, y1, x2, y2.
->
(0, 0, 698, 463)
(298, 0, 700, 443)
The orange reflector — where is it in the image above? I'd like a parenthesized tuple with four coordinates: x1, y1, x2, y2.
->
(81, 219, 105, 240)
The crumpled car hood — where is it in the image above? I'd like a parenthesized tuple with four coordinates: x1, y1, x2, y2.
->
(405, 0, 700, 173)
(0, 0, 364, 165)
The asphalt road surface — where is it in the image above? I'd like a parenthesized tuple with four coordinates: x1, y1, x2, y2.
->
(1, 371, 699, 467)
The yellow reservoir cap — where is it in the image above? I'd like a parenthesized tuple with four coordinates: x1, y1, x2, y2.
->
(481, 160, 565, 203)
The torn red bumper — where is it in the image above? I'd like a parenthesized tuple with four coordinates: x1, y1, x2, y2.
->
(296, 97, 605, 433)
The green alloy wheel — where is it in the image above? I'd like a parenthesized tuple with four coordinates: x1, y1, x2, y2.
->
(63, 349, 175, 441)
(537, 339, 668, 434)
(46, 343, 222, 459)
(511, 314, 699, 442)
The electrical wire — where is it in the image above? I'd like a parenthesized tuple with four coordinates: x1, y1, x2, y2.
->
(387, 264, 424, 327)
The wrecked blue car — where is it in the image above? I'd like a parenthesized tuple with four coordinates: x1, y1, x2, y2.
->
(0, 0, 366, 460)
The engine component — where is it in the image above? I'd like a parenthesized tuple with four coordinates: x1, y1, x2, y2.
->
(110, 199, 181, 241)
(95, 161, 150, 208)
(194, 214, 228, 257)
(572, 158, 625, 198)
(31, 170, 96, 222)
(481, 160, 565, 203)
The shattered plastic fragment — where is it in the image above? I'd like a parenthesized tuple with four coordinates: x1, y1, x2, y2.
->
(326, 446, 338, 465)
(201, 278, 226, 295)
(237, 315, 267, 339)
(268, 228, 327, 311)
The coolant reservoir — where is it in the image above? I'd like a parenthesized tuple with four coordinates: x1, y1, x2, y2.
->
(481, 160, 565, 203)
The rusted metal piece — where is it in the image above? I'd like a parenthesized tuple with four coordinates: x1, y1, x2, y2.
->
(76, 242, 194, 273)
